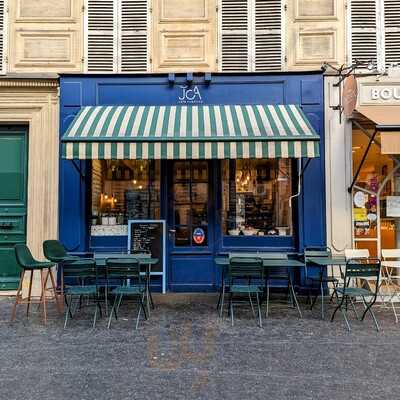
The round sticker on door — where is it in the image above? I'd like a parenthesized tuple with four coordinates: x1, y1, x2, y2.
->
(354, 191, 366, 208)
(193, 227, 205, 245)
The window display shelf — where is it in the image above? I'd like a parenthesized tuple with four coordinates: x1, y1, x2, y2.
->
(91, 225, 128, 236)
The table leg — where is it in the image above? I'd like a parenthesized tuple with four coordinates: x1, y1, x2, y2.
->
(320, 281, 324, 319)
(105, 281, 109, 317)
(146, 264, 152, 317)
(289, 274, 302, 318)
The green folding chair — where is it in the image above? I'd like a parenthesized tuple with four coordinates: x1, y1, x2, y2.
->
(228, 257, 264, 327)
(304, 247, 339, 318)
(106, 258, 147, 330)
(331, 258, 381, 331)
(62, 259, 101, 329)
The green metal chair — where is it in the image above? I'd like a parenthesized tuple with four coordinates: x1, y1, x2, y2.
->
(262, 252, 302, 318)
(304, 247, 339, 318)
(43, 239, 101, 310)
(331, 258, 381, 331)
(106, 258, 147, 330)
(62, 259, 101, 329)
(11, 244, 62, 324)
(228, 256, 264, 327)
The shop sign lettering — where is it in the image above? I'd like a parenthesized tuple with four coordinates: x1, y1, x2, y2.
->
(370, 87, 400, 101)
(178, 85, 203, 104)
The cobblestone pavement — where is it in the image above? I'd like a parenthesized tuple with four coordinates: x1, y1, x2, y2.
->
(0, 293, 399, 400)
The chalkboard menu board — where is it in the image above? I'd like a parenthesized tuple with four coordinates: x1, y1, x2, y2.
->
(127, 220, 166, 292)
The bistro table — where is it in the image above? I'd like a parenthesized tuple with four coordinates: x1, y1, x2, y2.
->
(94, 253, 159, 317)
(306, 256, 347, 318)
(215, 256, 305, 318)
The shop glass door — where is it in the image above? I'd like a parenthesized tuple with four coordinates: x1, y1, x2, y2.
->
(167, 161, 215, 291)
(352, 129, 400, 257)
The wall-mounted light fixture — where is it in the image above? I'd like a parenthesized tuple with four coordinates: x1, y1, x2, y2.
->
(186, 72, 193, 86)
(168, 73, 175, 86)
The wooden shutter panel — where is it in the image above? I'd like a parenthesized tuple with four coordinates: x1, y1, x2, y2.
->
(120, 0, 148, 72)
(384, 0, 400, 68)
(0, 0, 6, 74)
(86, 0, 117, 72)
(254, 0, 282, 72)
(350, 0, 377, 67)
(220, 0, 249, 71)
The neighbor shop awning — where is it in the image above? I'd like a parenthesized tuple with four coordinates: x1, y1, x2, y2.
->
(62, 104, 320, 160)
(355, 106, 400, 155)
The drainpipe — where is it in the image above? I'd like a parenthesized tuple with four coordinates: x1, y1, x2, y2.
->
(289, 159, 302, 208)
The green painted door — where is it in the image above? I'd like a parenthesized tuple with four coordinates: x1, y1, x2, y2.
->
(0, 126, 28, 290)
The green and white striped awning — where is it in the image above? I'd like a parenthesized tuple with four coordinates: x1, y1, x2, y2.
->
(62, 105, 320, 159)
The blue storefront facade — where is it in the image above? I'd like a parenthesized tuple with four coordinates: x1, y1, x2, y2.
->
(59, 72, 326, 292)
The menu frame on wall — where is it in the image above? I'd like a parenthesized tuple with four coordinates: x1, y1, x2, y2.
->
(127, 219, 166, 294)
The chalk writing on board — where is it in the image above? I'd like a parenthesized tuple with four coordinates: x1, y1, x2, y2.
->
(128, 221, 164, 273)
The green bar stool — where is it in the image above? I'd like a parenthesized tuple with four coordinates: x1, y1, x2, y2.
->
(43, 239, 84, 264)
(11, 244, 62, 325)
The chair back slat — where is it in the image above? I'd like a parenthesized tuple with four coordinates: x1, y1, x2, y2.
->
(95, 252, 149, 260)
(63, 263, 97, 279)
(345, 258, 381, 279)
(106, 258, 142, 283)
(63, 260, 98, 291)
(303, 247, 332, 278)
(229, 257, 264, 280)
(304, 247, 331, 258)
(381, 249, 400, 260)
(229, 252, 287, 260)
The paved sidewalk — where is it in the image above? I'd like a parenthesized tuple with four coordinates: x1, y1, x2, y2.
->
(0, 294, 399, 400)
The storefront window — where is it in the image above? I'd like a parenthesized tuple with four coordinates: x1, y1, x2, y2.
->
(352, 129, 400, 256)
(91, 160, 160, 234)
(221, 159, 293, 237)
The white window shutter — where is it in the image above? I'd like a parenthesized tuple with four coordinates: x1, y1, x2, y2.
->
(254, 0, 282, 72)
(384, 0, 400, 68)
(220, 0, 249, 72)
(0, 0, 7, 74)
(86, 0, 117, 72)
(119, 0, 149, 72)
(350, 0, 378, 67)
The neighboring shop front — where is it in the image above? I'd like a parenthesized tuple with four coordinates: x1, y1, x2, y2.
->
(60, 72, 326, 292)
(0, 76, 59, 291)
(325, 75, 400, 257)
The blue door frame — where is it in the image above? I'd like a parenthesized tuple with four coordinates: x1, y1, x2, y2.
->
(59, 72, 326, 292)
(166, 160, 217, 292)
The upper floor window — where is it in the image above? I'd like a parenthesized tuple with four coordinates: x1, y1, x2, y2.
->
(0, 0, 7, 74)
(219, 0, 283, 72)
(85, 0, 149, 73)
(350, 0, 400, 71)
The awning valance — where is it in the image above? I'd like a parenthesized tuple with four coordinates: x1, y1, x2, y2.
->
(62, 104, 320, 159)
(356, 106, 400, 127)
